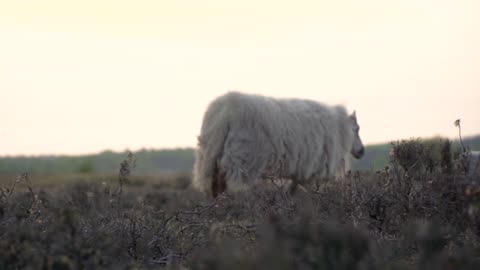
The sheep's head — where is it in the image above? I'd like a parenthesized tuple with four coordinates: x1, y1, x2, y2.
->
(350, 111, 365, 159)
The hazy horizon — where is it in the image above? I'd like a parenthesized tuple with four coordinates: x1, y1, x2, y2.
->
(1, 1, 479, 156)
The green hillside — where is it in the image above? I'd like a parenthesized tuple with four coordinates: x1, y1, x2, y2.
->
(1, 136, 479, 176)
(0, 148, 195, 176)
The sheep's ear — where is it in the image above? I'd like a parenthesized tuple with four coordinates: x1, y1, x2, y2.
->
(350, 110, 357, 120)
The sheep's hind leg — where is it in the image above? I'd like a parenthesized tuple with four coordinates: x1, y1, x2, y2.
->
(289, 181, 298, 194)
(212, 166, 227, 198)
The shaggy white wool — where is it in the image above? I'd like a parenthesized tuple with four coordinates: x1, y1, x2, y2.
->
(193, 92, 357, 193)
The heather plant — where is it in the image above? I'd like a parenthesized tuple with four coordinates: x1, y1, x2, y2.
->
(390, 139, 428, 175)
(1, 147, 480, 269)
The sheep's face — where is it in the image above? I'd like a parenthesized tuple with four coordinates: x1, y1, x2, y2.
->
(350, 111, 365, 159)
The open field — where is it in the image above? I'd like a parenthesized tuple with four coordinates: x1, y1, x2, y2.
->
(2, 1, 479, 268)
(1, 144, 480, 269)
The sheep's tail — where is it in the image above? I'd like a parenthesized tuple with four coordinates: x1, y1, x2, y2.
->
(192, 114, 230, 194)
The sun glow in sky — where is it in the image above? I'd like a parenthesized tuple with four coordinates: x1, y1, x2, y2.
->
(1, 0, 479, 155)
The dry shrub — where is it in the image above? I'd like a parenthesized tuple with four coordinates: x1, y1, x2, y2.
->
(1, 143, 480, 269)
(390, 138, 455, 176)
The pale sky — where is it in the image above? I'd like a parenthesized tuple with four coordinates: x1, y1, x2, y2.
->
(1, 0, 479, 156)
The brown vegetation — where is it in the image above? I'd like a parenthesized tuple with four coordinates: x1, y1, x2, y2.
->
(1, 142, 480, 269)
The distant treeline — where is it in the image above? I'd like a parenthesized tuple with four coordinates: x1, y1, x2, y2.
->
(1, 136, 479, 176)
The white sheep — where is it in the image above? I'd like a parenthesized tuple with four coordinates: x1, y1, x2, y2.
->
(193, 92, 365, 197)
